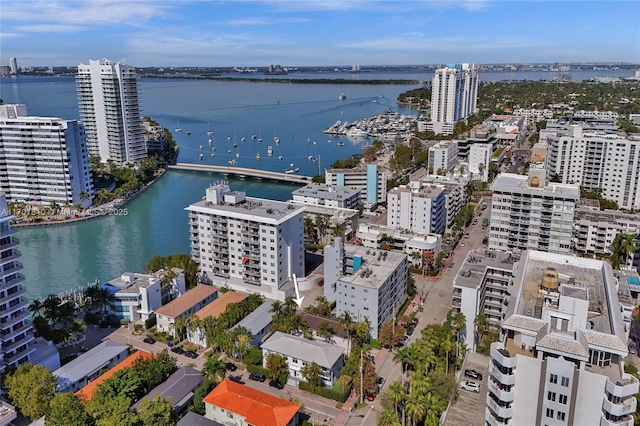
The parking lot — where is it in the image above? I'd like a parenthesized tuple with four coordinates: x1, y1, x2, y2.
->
(445, 352, 490, 426)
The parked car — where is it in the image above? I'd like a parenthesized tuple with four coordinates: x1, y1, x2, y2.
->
(464, 369, 483, 381)
(269, 380, 284, 390)
(143, 337, 156, 344)
(184, 350, 198, 359)
(406, 326, 414, 336)
(376, 376, 385, 390)
(170, 346, 185, 355)
(411, 317, 419, 327)
(366, 393, 375, 401)
(225, 362, 237, 371)
(400, 335, 409, 346)
(249, 372, 266, 382)
(630, 342, 637, 354)
(460, 381, 480, 393)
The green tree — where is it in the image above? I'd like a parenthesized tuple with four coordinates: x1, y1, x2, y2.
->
(46, 392, 92, 426)
(192, 378, 215, 415)
(337, 311, 354, 353)
(138, 395, 174, 426)
(202, 356, 227, 384)
(318, 320, 335, 343)
(5, 363, 56, 420)
(86, 394, 138, 426)
(265, 353, 288, 381)
(474, 312, 490, 343)
(301, 361, 323, 391)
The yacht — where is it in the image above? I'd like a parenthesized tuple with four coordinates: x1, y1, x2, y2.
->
(233, 142, 237, 148)
(199, 153, 203, 160)
(346, 128, 368, 138)
(327, 139, 332, 144)
(256, 152, 261, 160)
(339, 93, 346, 100)
(267, 146, 273, 157)
(278, 155, 283, 161)
(186, 130, 191, 135)
(274, 137, 280, 145)
(175, 121, 182, 132)
(284, 164, 299, 174)
(337, 141, 345, 146)
(241, 137, 246, 142)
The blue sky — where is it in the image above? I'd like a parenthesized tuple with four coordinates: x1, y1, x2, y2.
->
(1, 0, 639, 67)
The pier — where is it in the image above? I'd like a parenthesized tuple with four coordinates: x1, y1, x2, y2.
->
(168, 163, 312, 184)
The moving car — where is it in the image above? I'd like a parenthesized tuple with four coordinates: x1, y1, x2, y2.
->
(143, 337, 156, 344)
(249, 372, 266, 382)
(464, 369, 483, 381)
(184, 350, 198, 359)
(170, 346, 185, 355)
(225, 362, 237, 371)
(460, 381, 480, 393)
(269, 380, 284, 390)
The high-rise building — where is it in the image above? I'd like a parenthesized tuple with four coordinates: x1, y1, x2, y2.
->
(325, 164, 387, 205)
(489, 170, 579, 254)
(9, 58, 18, 75)
(486, 250, 638, 426)
(0, 104, 94, 208)
(186, 183, 305, 301)
(0, 193, 35, 374)
(468, 143, 493, 182)
(428, 63, 479, 135)
(427, 140, 458, 174)
(545, 124, 640, 210)
(77, 59, 147, 164)
(387, 184, 447, 235)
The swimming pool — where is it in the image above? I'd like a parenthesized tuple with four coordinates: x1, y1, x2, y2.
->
(627, 276, 640, 286)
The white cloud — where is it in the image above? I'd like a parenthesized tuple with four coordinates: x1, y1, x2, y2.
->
(226, 17, 312, 26)
(0, 32, 22, 40)
(17, 24, 85, 33)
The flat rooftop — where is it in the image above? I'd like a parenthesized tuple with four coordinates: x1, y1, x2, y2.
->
(292, 183, 360, 201)
(453, 250, 516, 290)
(187, 196, 304, 223)
(338, 244, 407, 289)
(105, 273, 157, 294)
(491, 173, 580, 199)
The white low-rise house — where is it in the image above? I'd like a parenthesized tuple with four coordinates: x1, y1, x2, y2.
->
(261, 331, 345, 387)
(291, 183, 360, 209)
(186, 291, 247, 347)
(103, 273, 161, 323)
(155, 284, 218, 334)
(231, 300, 274, 347)
(54, 340, 128, 392)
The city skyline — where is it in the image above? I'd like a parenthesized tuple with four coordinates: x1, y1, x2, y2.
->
(1, 0, 639, 68)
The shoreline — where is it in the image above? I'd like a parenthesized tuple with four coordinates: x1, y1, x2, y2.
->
(12, 168, 167, 229)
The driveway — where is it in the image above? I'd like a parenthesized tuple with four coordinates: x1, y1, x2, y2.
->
(445, 352, 490, 426)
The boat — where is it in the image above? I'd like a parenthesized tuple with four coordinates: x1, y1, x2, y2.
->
(307, 137, 311, 144)
(239, 175, 246, 179)
(346, 128, 368, 138)
(256, 152, 261, 160)
(199, 145, 203, 150)
(339, 93, 346, 100)
(327, 139, 332, 144)
(175, 121, 182, 132)
(186, 130, 191, 135)
(228, 149, 232, 153)
(337, 141, 345, 146)
(199, 153, 203, 160)
(228, 159, 237, 165)
(208, 137, 213, 145)
(257, 138, 262, 143)
(236, 152, 240, 158)
(251, 134, 257, 140)
(267, 146, 273, 157)
(284, 163, 299, 174)
(274, 137, 280, 145)
(241, 137, 246, 142)
(278, 155, 283, 161)
(211, 153, 215, 157)
(233, 142, 237, 148)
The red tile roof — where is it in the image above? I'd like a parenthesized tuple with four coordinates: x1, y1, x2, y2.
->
(76, 350, 153, 402)
(202, 379, 299, 426)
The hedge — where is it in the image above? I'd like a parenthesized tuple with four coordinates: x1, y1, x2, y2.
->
(144, 314, 157, 330)
(246, 364, 269, 376)
(299, 381, 351, 403)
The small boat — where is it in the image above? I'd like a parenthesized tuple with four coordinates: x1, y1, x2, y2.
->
(257, 137, 263, 143)
(278, 155, 283, 161)
(339, 93, 346, 100)
(227, 136, 231, 141)
(284, 164, 299, 174)
(228, 149, 232, 153)
(199, 154, 203, 160)
(228, 159, 237, 165)
(241, 137, 246, 142)
(199, 145, 203, 150)
(236, 152, 240, 158)
(251, 134, 257, 140)
(328, 139, 332, 144)
(256, 152, 261, 160)
(239, 175, 246, 179)
(186, 130, 191, 135)
(207, 131, 214, 136)
(233, 142, 237, 148)
(211, 153, 215, 157)
(307, 137, 311, 144)
(267, 146, 273, 157)
(208, 137, 213, 145)
(274, 137, 280, 145)
(337, 141, 345, 146)
(175, 121, 182, 132)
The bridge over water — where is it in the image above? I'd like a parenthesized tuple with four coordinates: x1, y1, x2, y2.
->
(167, 163, 312, 184)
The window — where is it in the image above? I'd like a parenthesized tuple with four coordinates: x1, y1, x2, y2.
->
(547, 391, 556, 401)
(561, 376, 569, 387)
(546, 408, 554, 418)
(556, 411, 565, 421)
(559, 394, 567, 405)
(550, 374, 558, 384)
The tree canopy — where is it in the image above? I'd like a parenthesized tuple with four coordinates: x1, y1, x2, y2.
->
(5, 363, 57, 420)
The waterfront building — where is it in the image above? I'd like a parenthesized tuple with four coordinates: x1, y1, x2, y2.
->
(132, 366, 203, 414)
(489, 170, 578, 255)
(203, 379, 299, 426)
(261, 331, 345, 387)
(428, 63, 479, 135)
(186, 291, 247, 347)
(545, 124, 640, 210)
(325, 164, 387, 206)
(54, 340, 128, 392)
(0, 104, 94, 208)
(387, 184, 447, 235)
(452, 250, 515, 347)
(77, 59, 147, 164)
(428, 140, 458, 174)
(0, 66, 11, 77)
(143, 119, 166, 157)
(468, 143, 493, 182)
(9, 58, 17, 75)
(291, 183, 360, 209)
(323, 237, 408, 339)
(155, 284, 218, 334)
(0, 193, 35, 375)
(486, 250, 638, 426)
(409, 170, 470, 230)
(186, 183, 305, 301)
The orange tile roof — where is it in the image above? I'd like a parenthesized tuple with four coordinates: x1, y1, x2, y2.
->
(76, 350, 153, 402)
(203, 379, 299, 426)
(155, 284, 218, 318)
(194, 291, 247, 320)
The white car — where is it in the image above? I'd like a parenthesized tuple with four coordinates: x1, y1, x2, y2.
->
(460, 381, 480, 393)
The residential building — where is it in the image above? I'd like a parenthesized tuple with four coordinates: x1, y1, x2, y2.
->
(186, 291, 248, 347)
(387, 184, 447, 235)
(486, 250, 638, 426)
(177, 412, 223, 426)
(143, 119, 166, 157)
(428, 140, 458, 174)
(0, 193, 34, 374)
(355, 224, 441, 256)
(489, 170, 579, 254)
(9, 58, 17, 75)
(324, 238, 408, 339)
(132, 366, 203, 413)
(77, 59, 147, 164)
(290, 201, 359, 244)
(54, 340, 128, 392)
(457, 125, 497, 159)
(487, 115, 525, 144)
(102, 272, 163, 323)
(0, 104, 94, 208)
(230, 300, 274, 347)
(513, 108, 555, 125)
(411, 172, 470, 229)
(325, 164, 387, 205)
(545, 124, 640, 210)
(291, 183, 360, 209)
(203, 379, 299, 426)
(155, 284, 218, 334)
(573, 208, 640, 270)
(469, 143, 493, 182)
(261, 331, 345, 387)
(76, 350, 153, 402)
(29, 337, 60, 372)
(186, 183, 305, 301)
(428, 63, 479, 135)
(0, 401, 17, 426)
(452, 250, 516, 347)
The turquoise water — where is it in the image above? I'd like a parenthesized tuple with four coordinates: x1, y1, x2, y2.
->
(628, 276, 640, 286)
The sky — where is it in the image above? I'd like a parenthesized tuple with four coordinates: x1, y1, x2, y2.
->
(1, 0, 639, 68)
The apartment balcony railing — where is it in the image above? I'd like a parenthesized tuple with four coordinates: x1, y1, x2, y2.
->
(600, 414, 634, 426)
(606, 375, 639, 399)
(603, 397, 637, 417)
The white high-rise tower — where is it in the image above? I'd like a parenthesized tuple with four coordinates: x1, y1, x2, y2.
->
(77, 59, 147, 164)
(428, 63, 479, 135)
(9, 58, 18, 75)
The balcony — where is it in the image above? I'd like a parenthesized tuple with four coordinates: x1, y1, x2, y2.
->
(487, 380, 514, 403)
(485, 407, 512, 426)
(603, 397, 637, 417)
(600, 414, 634, 426)
(486, 394, 513, 419)
(0, 310, 30, 330)
(606, 375, 639, 399)
(489, 362, 516, 386)
(2, 332, 35, 354)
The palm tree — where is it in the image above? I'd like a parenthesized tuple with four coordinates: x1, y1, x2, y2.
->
(377, 409, 400, 426)
(202, 356, 227, 384)
(451, 312, 467, 358)
(173, 316, 189, 342)
(318, 321, 335, 343)
(28, 298, 43, 318)
(441, 338, 457, 375)
(409, 251, 421, 268)
(620, 233, 637, 267)
(386, 380, 406, 420)
(474, 312, 490, 344)
(338, 311, 354, 353)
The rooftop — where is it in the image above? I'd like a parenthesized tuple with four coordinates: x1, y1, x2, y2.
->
(132, 366, 203, 412)
(337, 244, 407, 289)
(203, 379, 299, 426)
(193, 291, 247, 320)
(176, 412, 223, 426)
(491, 173, 580, 199)
(104, 272, 159, 295)
(54, 340, 128, 389)
(261, 331, 344, 369)
(453, 250, 516, 290)
(292, 183, 360, 201)
(232, 300, 274, 335)
(155, 284, 218, 319)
